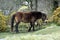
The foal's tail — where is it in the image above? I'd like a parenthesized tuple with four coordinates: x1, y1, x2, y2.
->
(11, 14, 15, 32)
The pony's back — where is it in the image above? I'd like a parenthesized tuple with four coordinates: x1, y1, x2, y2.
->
(31, 11, 45, 19)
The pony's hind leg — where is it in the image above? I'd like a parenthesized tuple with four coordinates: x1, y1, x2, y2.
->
(15, 16, 20, 33)
(15, 22, 20, 33)
(11, 14, 15, 32)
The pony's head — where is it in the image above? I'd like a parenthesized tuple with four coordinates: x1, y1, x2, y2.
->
(42, 13, 48, 23)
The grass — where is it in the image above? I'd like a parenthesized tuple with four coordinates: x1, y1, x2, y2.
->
(0, 23, 60, 40)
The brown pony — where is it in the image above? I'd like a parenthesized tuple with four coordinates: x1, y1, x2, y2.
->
(11, 11, 47, 33)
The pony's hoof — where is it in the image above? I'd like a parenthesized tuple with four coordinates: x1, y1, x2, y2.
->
(15, 31, 19, 33)
(28, 30, 31, 32)
(10, 30, 13, 32)
(33, 29, 35, 31)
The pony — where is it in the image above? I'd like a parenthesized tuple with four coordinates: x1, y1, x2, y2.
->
(11, 11, 47, 33)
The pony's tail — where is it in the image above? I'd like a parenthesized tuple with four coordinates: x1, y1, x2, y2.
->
(11, 14, 15, 32)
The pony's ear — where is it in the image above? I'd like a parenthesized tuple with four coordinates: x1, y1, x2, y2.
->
(46, 17, 48, 20)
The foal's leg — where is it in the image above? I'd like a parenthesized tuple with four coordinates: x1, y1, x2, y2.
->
(15, 22, 20, 33)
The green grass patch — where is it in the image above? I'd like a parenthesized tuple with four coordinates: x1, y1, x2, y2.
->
(0, 23, 60, 40)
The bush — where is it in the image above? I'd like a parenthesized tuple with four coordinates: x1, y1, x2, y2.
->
(36, 19, 43, 26)
(52, 7, 60, 25)
(0, 13, 7, 32)
(17, 5, 30, 12)
(45, 7, 60, 24)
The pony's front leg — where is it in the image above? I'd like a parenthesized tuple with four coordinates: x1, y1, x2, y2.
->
(32, 22, 35, 31)
(15, 22, 20, 33)
(28, 22, 35, 32)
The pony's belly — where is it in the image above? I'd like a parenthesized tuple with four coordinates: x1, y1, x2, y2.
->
(22, 20, 29, 23)
(22, 18, 29, 23)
